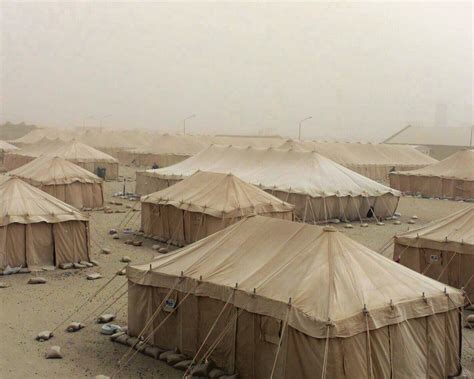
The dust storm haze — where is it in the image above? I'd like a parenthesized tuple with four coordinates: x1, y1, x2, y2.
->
(0, 1, 472, 141)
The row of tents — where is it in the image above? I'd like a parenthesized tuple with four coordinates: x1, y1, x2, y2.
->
(8, 127, 440, 182)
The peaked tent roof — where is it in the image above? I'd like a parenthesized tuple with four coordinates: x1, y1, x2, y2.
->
(384, 125, 474, 147)
(278, 139, 437, 167)
(132, 134, 209, 155)
(141, 171, 294, 218)
(0, 177, 88, 226)
(392, 150, 474, 180)
(128, 216, 463, 339)
(8, 155, 103, 186)
(47, 140, 118, 163)
(395, 206, 474, 254)
(0, 140, 18, 152)
(143, 145, 400, 198)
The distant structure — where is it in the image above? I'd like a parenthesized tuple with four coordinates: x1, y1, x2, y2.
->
(0, 122, 37, 140)
(384, 125, 474, 160)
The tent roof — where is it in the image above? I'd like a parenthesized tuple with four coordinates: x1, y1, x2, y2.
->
(141, 145, 400, 198)
(128, 216, 463, 339)
(0, 177, 88, 226)
(141, 171, 294, 218)
(395, 206, 474, 255)
(392, 150, 474, 180)
(8, 155, 103, 186)
(384, 125, 474, 147)
(47, 140, 118, 163)
(0, 140, 18, 152)
(278, 139, 437, 167)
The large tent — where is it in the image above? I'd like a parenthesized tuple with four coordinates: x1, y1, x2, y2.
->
(0, 177, 91, 270)
(8, 155, 104, 209)
(394, 206, 474, 300)
(0, 140, 18, 166)
(278, 139, 437, 182)
(389, 150, 474, 200)
(46, 140, 119, 179)
(119, 134, 209, 167)
(3, 137, 66, 171)
(127, 216, 464, 378)
(136, 145, 400, 222)
(141, 171, 294, 245)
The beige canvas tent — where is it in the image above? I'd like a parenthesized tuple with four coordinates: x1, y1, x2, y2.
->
(394, 206, 474, 300)
(389, 149, 474, 200)
(127, 216, 464, 378)
(3, 137, 66, 171)
(141, 171, 294, 245)
(136, 145, 400, 222)
(278, 139, 437, 182)
(0, 140, 18, 167)
(46, 140, 119, 179)
(8, 155, 104, 209)
(0, 177, 91, 270)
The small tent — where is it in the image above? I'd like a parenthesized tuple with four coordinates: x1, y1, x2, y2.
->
(136, 145, 401, 222)
(0, 140, 18, 166)
(47, 140, 119, 179)
(389, 150, 474, 200)
(141, 171, 294, 245)
(394, 205, 474, 300)
(0, 177, 91, 270)
(127, 216, 464, 378)
(8, 155, 104, 209)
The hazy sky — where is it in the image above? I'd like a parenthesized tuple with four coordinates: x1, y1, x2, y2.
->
(1, 1, 472, 141)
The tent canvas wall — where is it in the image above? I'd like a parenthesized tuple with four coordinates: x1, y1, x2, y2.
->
(141, 171, 294, 245)
(136, 145, 400, 223)
(0, 140, 18, 166)
(8, 155, 104, 209)
(394, 206, 474, 300)
(127, 216, 464, 379)
(278, 139, 437, 182)
(0, 178, 91, 270)
(389, 150, 474, 200)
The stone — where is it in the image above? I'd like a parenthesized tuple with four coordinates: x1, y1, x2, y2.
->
(152, 245, 161, 250)
(376, 222, 385, 226)
(73, 262, 87, 269)
(408, 220, 416, 225)
(101, 248, 111, 255)
(28, 277, 47, 284)
(59, 262, 74, 269)
(97, 314, 116, 323)
(124, 240, 133, 245)
(132, 241, 143, 247)
(344, 224, 353, 229)
(121, 256, 132, 263)
(112, 234, 120, 240)
(411, 215, 418, 219)
(87, 273, 103, 280)
(90, 259, 100, 266)
(36, 330, 53, 342)
(0, 282, 10, 288)
(80, 261, 94, 267)
(116, 269, 126, 276)
(158, 247, 169, 254)
(360, 223, 369, 228)
(66, 322, 85, 333)
(393, 220, 401, 225)
(108, 229, 117, 235)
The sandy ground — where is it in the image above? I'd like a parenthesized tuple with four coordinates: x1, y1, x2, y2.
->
(0, 165, 472, 378)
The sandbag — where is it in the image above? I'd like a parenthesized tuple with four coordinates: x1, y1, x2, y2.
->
(0, 282, 10, 288)
(90, 260, 100, 267)
(110, 331, 125, 341)
(73, 262, 87, 269)
(101, 248, 111, 255)
(114, 334, 129, 346)
(28, 277, 47, 284)
(97, 314, 115, 323)
(45, 346, 62, 359)
(166, 353, 188, 366)
(144, 346, 163, 360)
(87, 273, 103, 280)
(174, 359, 194, 371)
(59, 263, 73, 270)
(159, 349, 179, 361)
(126, 336, 139, 348)
(3, 265, 22, 275)
(80, 261, 94, 267)
(36, 331, 53, 342)
(121, 256, 132, 263)
(191, 361, 215, 377)
(66, 322, 85, 333)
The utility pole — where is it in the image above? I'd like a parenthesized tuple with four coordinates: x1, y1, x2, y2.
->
(298, 116, 312, 140)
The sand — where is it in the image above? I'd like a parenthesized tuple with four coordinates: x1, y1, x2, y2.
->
(0, 165, 472, 378)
